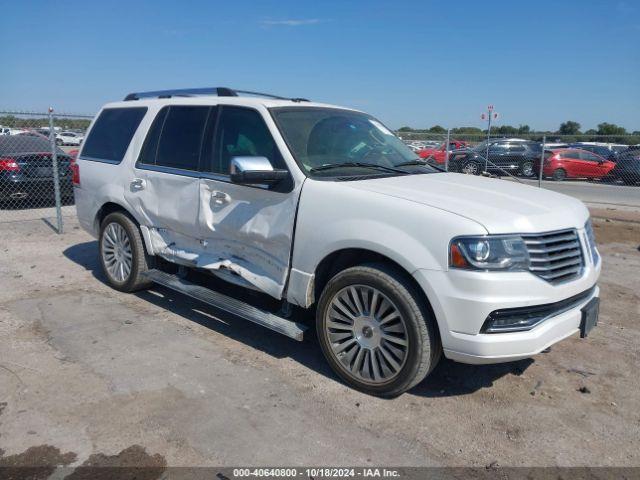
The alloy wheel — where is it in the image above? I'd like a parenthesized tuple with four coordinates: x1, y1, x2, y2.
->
(324, 285, 409, 385)
(521, 161, 534, 177)
(101, 222, 133, 283)
(462, 161, 479, 175)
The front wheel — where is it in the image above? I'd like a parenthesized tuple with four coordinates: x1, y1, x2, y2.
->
(316, 264, 441, 397)
(461, 160, 481, 175)
(99, 212, 153, 292)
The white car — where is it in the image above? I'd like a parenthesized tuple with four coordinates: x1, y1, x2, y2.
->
(74, 88, 601, 396)
(57, 131, 84, 146)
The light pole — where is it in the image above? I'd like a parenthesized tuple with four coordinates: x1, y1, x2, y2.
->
(481, 105, 499, 173)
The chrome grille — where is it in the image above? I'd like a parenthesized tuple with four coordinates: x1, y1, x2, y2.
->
(522, 229, 583, 284)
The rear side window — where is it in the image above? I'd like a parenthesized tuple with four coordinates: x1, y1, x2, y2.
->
(155, 106, 210, 171)
(81, 107, 147, 163)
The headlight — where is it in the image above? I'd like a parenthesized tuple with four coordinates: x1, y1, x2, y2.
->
(584, 219, 600, 265)
(450, 236, 530, 271)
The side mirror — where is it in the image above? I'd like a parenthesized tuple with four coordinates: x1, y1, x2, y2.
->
(229, 156, 288, 186)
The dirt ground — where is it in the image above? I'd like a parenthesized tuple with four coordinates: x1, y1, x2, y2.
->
(0, 215, 638, 470)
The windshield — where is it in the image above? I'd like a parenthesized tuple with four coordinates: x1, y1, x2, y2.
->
(270, 107, 438, 176)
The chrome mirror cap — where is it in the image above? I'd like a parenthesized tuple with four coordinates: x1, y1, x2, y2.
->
(230, 156, 274, 174)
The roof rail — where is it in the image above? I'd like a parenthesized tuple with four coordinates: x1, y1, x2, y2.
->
(123, 87, 309, 102)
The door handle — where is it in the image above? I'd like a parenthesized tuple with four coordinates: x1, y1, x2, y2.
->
(130, 178, 146, 190)
(211, 190, 230, 204)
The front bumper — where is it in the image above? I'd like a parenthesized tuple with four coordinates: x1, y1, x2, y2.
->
(413, 234, 601, 364)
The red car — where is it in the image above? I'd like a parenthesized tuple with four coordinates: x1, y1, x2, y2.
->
(537, 148, 616, 181)
(417, 140, 467, 164)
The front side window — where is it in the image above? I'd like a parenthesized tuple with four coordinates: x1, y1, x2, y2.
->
(81, 107, 147, 163)
(211, 106, 284, 174)
(579, 151, 600, 162)
(271, 107, 434, 177)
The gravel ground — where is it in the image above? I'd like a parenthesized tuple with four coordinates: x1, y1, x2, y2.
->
(0, 216, 638, 469)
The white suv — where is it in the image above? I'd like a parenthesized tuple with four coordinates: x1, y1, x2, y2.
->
(74, 88, 601, 396)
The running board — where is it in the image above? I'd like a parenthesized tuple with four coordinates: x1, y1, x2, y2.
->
(142, 269, 307, 341)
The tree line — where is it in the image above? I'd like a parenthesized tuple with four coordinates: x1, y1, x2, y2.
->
(0, 115, 92, 131)
(397, 121, 640, 144)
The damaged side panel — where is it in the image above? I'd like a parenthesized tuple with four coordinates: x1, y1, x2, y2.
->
(128, 172, 301, 300)
(196, 179, 300, 299)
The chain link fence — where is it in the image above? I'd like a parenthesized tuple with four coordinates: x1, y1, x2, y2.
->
(0, 110, 93, 232)
(399, 131, 640, 203)
(2, 107, 639, 234)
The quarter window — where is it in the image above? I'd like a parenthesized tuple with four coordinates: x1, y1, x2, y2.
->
(81, 107, 147, 163)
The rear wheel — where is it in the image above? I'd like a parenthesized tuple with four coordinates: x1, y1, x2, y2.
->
(552, 168, 567, 181)
(520, 161, 534, 177)
(99, 212, 153, 292)
(316, 264, 441, 397)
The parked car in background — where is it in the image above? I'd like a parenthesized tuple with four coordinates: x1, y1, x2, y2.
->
(15, 130, 50, 139)
(0, 127, 11, 136)
(567, 143, 618, 162)
(608, 150, 640, 185)
(0, 136, 74, 204)
(58, 131, 84, 146)
(536, 148, 616, 181)
(449, 140, 542, 177)
(417, 140, 468, 164)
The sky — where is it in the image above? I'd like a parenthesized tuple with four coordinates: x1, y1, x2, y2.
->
(1, 0, 639, 131)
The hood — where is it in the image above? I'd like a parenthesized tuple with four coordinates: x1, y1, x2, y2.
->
(346, 172, 590, 234)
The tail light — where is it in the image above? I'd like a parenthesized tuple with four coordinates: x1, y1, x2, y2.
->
(0, 157, 20, 172)
(70, 157, 80, 185)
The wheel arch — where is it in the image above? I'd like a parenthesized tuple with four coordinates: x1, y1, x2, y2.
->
(311, 248, 441, 343)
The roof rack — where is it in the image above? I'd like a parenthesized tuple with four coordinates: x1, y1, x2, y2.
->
(123, 87, 309, 102)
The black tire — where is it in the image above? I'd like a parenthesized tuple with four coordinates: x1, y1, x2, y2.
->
(552, 168, 567, 181)
(99, 211, 153, 292)
(316, 263, 441, 397)
(461, 160, 480, 175)
(520, 161, 535, 177)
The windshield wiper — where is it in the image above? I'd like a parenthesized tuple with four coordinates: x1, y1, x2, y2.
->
(395, 159, 428, 167)
(395, 159, 445, 172)
(309, 162, 409, 175)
